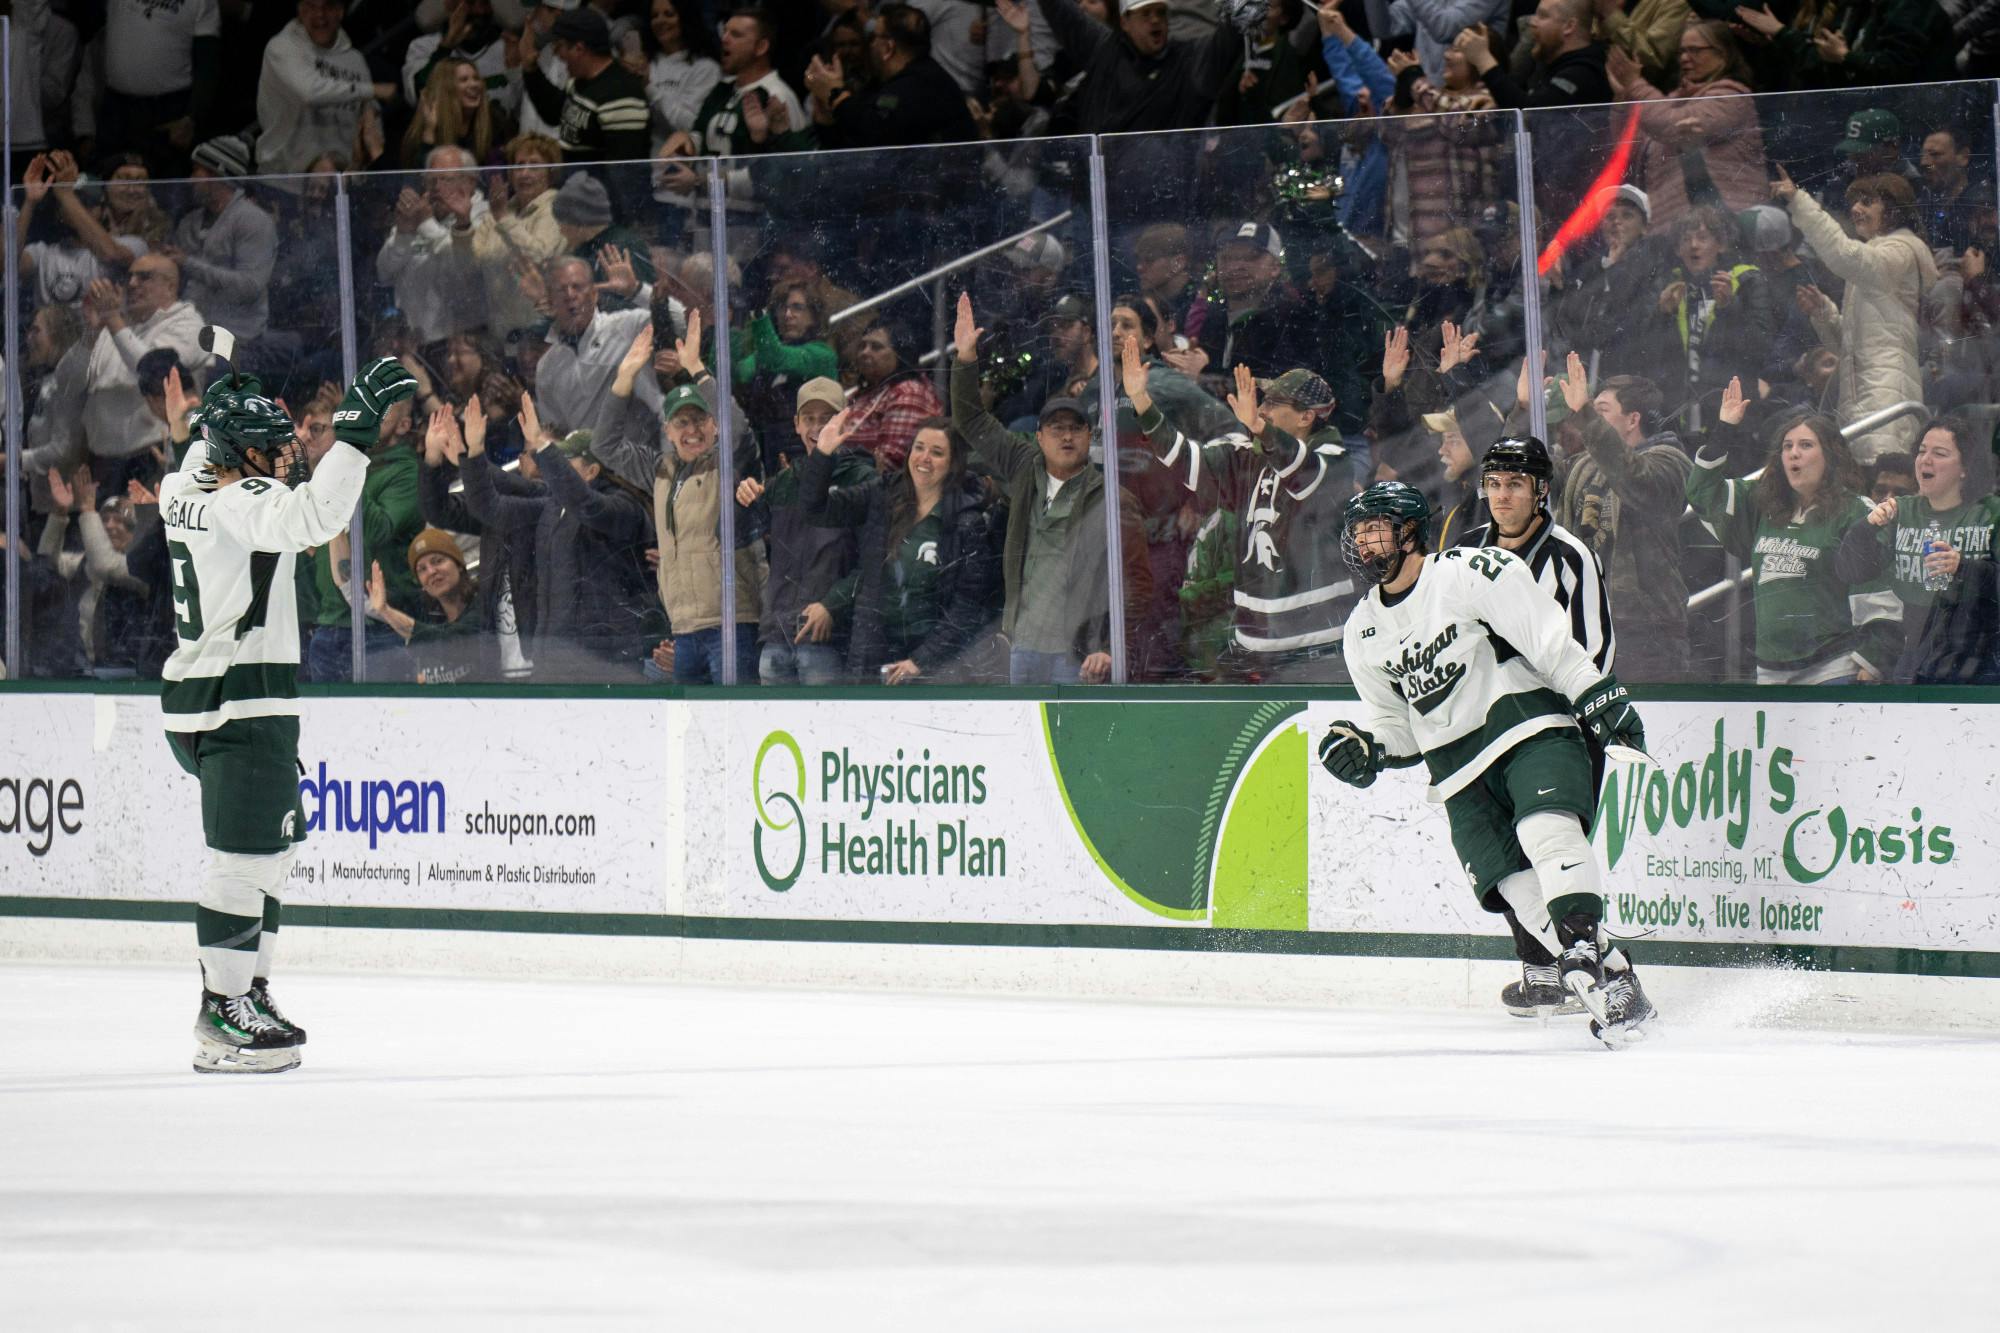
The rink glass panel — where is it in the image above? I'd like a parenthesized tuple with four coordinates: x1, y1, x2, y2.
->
(1524, 79, 1999, 686)
(340, 156, 708, 687)
(1097, 110, 1524, 685)
(6, 170, 348, 683)
(7, 89, 2000, 693)
(726, 135, 1103, 688)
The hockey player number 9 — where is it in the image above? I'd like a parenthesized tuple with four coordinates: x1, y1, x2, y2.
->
(168, 539, 204, 641)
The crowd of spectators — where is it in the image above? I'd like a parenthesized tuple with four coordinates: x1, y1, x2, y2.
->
(2, 0, 1998, 687)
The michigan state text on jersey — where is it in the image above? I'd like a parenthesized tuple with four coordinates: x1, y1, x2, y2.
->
(1321, 482, 1657, 1047)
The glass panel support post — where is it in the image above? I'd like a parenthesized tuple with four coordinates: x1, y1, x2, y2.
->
(1087, 140, 1128, 685)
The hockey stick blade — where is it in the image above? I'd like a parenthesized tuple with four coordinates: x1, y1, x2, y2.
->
(1604, 743, 1656, 766)
(198, 325, 244, 387)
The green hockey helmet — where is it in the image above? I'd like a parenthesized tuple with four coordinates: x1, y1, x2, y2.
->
(1341, 481, 1431, 584)
(200, 383, 304, 485)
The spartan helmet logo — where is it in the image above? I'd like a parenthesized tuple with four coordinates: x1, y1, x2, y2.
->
(281, 811, 298, 840)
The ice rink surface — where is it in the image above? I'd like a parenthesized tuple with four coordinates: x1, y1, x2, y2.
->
(5, 963, 2000, 1332)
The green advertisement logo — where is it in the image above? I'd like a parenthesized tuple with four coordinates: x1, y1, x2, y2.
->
(1041, 700, 1307, 927)
(753, 730, 807, 892)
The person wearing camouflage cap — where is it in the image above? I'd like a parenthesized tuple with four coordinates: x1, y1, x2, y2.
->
(1121, 335, 1362, 683)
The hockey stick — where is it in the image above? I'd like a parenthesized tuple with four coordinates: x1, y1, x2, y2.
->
(197, 325, 245, 390)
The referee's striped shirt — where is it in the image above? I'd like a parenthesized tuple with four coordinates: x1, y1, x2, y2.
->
(1457, 514, 1616, 673)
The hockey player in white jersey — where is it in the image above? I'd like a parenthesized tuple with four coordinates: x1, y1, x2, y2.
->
(1320, 481, 1657, 1046)
(160, 350, 417, 1072)
(1457, 435, 1615, 1018)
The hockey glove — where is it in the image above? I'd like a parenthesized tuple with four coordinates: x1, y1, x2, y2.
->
(1575, 675, 1645, 755)
(1318, 721, 1383, 788)
(333, 358, 420, 449)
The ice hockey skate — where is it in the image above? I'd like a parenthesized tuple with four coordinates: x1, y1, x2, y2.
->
(1557, 922, 1658, 1048)
(1586, 965, 1659, 1049)
(193, 990, 303, 1074)
(251, 978, 307, 1045)
(1501, 963, 1586, 1018)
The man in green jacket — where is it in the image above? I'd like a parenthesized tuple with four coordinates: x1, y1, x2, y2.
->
(952, 293, 1148, 683)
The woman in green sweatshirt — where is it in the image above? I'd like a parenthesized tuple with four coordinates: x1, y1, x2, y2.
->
(1835, 416, 2000, 683)
(1687, 377, 1900, 684)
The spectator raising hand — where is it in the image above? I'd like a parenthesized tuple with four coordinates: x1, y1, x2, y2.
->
(1382, 325, 1411, 391)
(1227, 363, 1265, 435)
(677, 307, 706, 378)
(1717, 375, 1749, 427)
(517, 392, 552, 450)
(954, 291, 984, 363)
(1560, 351, 1592, 416)
(1118, 333, 1154, 418)
(1438, 320, 1481, 374)
(164, 366, 197, 446)
(596, 245, 641, 302)
(424, 404, 469, 467)
(1516, 348, 1549, 412)
(611, 324, 656, 399)
(814, 408, 856, 456)
(461, 394, 486, 459)
(1734, 5, 1783, 37)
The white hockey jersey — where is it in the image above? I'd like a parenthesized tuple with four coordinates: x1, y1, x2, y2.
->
(1341, 547, 1607, 800)
(158, 435, 368, 732)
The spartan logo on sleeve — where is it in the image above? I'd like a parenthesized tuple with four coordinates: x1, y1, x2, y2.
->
(1243, 470, 1284, 572)
(1385, 624, 1466, 716)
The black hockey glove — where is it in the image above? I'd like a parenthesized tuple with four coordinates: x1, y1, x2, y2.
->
(333, 358, 420, 449)
(1575, 675, 1645, 755)
(1318, 721, 1383, 788)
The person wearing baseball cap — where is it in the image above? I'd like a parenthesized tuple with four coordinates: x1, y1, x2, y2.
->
(951, 292, 1143, 685)
(1203, 220, 1315, 380)
(732, 377, 876, 684)
(1829, 107, 1920, 191)
(521, 3, 650, 175)
(1557, 184, 1663, 380)
(1032, 0, 1238, 142)
(651, 350, 768, 685)
(1120, 328, 1362, 683)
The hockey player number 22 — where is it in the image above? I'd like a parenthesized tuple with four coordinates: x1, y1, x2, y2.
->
(1465, 551, 1506, 582)
(167, 540, 204, 641)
